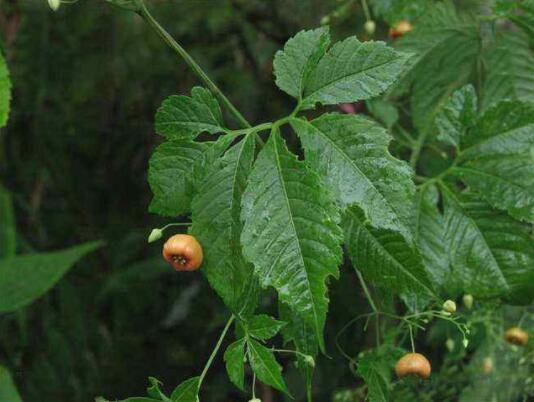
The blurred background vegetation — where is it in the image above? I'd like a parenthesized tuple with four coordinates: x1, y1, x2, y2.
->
(0, 1, 532, 401)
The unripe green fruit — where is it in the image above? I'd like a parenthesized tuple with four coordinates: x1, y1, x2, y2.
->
(463, 294, 474, 309)
(304, 355, 316, 368)
(249, 399, 262, 402)
(445, 338, 455, 352)
(443, 300, 457, 313)
(364, 20, 376, 35)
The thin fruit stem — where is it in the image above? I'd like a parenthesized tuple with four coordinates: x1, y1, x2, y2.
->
(408, 325, 415, 353)
(355, 269, 378, 313)
(361, 0, 371, 21)
(252, 373, 257, 399)
(272, 348, 310, 360)
(198, 315, 235, 388)
(137, 2, 251, 129)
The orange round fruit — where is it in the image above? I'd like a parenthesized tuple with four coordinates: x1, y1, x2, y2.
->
(395, 353, 431, 379)
(162, 234, 203, 272)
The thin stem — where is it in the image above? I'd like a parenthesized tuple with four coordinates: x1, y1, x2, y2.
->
(198, 315, 235, 388)
(137, 2, 251, 129)
(355, 269, 378, 313)
(252, 374, 257, 399)
(408, 325, 415, 353)
(272, 348, 310, 360)
(360, 0, 372, 21)
(160, 222, 191, 231)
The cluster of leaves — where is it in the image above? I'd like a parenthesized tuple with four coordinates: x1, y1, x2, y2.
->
(141, 0, 534, 400)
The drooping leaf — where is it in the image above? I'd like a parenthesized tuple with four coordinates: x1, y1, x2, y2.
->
(273, 27, 330, 100)
(395, 2, 480, 130)
(147, 377, 172, 402)
(191, 133, 258, 317)
(441, 185, 534, 304)
(435, 84, 477, 148)
(0, 241, 103, 313)
(148, 140, 208, 217)
(291, 114, 415, 242)
(300, 38, 410, 109)
(343, 206, 435, 302)
(415, 184, 450, 291)
(0, 50, 11, 128)
(247, 338, 290, 395)
(224, 338, 246, 391)
(241, 131, 343, 351)
(170, 377, 200, 402)
(453, 100, 534, 222)
(357, 346, 404, 402)
(0, 365, 22, 402)
(246, 314, 286, 340)
(480, 32, 534, 112)
(155, 91, 226, 140)
(0, 184, 16, 258)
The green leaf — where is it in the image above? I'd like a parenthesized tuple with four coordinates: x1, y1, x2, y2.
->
(247, 338, 290, 395)
(147, 377, 172, 402)
(395, 2, 480, 130)
(105, 0, 141, 12)
(441, 186, 534, 304)
(291, 114, 415, 242)
(509, 0, 534, 42)
(224, 338, 246, 391)
(0, 50, 11, 128)
(480, 31, 534, 113)
(301, 38, 410, 109)
(0, 184, 16, 258)
(343, 206, 434, 302)
(0, 365, 22, 402)
(170, 377, 200, 402)
(366, 98, 399, 130)
(435, 85, 477, 148)
(191, 133, 258, 317)
(241, 131, 343, 351)
(0, 241, 102, 313)
(415, 184, 450, 291)
(119, 399, 162, 402)
(155, 92, 226, 140)
(273, 27, 330, 99)
(357, 346, 404, 402)
(246, 314, 286, 340)
(453, 100, 534, 222)
(148, 140, 207, 217)
(191, 87, 224, 126)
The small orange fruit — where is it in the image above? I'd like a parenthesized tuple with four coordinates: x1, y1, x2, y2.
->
(389, 20, 413, 38)
(395, 353, 431, 379)
(162, 234, 203, 271)
(504, 327, 529, 346)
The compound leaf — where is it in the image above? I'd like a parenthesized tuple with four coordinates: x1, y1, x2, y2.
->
(453, 100, 534, 222)
(191, 133, 259, 317)
(224, 339, 246, 391)
(274, 27, 330, 99)
(247, 339, 290, 395)
(292, 114, 415, 242)
(441, 185, 534, 304)
(301, 38, 409, 109)
(241, 131, 343, 352)
(344, 206, 434, 302)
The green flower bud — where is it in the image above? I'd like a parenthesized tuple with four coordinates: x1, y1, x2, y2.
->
(462, 294, 474, 309)
(304, 355, 316, 368)
(445, 338, 455, 352)
(48, 0, 61, 11)
(462, 338, 469, 348)
(148, 228, 163, 243)
(443, 300, 457, 313)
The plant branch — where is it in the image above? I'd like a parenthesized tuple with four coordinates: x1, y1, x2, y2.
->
(136, 1, 251, 129)
(198, 315, 235, 388)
